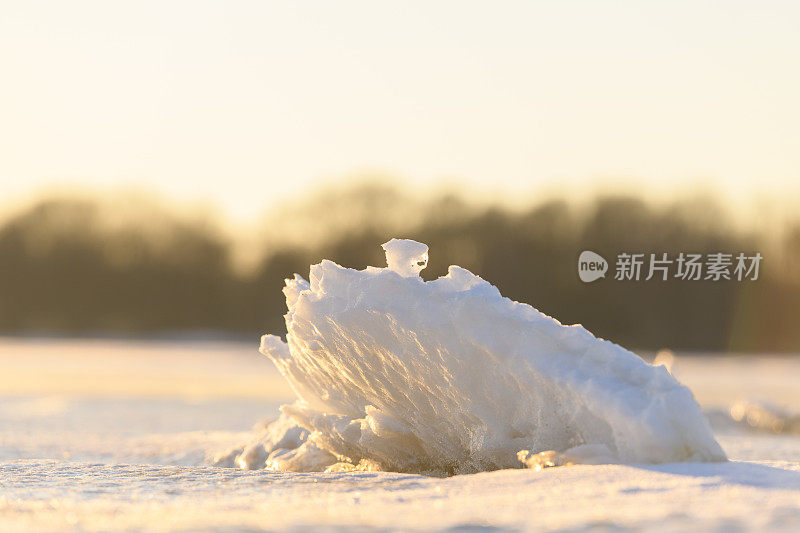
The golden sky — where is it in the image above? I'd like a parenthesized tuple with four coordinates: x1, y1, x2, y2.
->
(2, 1, 799, 220)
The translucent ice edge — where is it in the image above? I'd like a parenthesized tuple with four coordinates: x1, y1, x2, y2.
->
(221, 240, 726, 475)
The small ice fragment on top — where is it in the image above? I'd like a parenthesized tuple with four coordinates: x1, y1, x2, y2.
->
(382, 238, 428, 277)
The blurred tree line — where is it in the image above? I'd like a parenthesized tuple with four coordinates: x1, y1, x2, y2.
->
(1, 184, 798, 352)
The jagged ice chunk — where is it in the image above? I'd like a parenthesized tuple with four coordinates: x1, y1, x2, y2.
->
(256, 240, 725, 475)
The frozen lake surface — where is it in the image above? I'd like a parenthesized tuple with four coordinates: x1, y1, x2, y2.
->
(1, 337, 799, 531)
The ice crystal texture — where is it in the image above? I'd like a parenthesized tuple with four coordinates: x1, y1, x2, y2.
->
(254, 239, 725, 474)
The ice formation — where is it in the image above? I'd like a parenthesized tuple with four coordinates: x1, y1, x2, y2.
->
(246, 239, 725, 475)
(381, 238, 428, 277)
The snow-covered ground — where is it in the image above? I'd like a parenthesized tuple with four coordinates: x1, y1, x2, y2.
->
(2, 337, 799, 531)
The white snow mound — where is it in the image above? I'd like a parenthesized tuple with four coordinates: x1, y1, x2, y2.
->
(256, 239, 726, 475)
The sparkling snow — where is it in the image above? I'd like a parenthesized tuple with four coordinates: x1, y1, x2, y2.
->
(1, 338, 800, 531)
